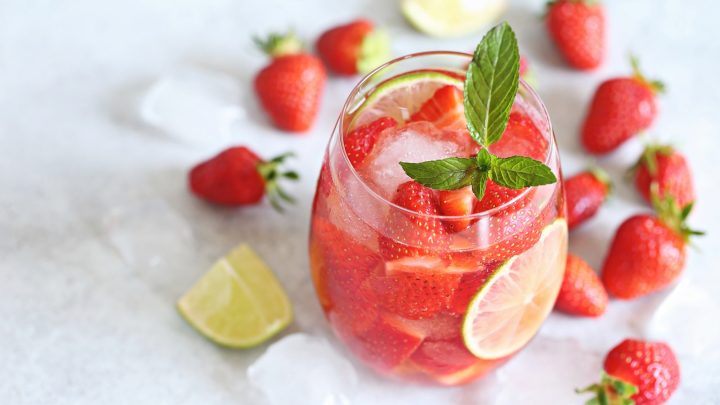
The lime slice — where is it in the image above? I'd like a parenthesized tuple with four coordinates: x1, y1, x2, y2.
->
(462, 219, 568, 359)
(177, 244, 292, 348)
(401, 0, 507, 38)
(350, 71, 463, 129)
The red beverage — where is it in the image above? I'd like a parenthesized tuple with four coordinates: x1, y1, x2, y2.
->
(309, 52, 567, 385)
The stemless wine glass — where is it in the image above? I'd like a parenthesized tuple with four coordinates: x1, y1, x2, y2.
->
(309, 52, 567, 385)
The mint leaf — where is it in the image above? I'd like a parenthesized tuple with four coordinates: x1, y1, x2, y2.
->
(471, 170, 489, 200)
(464, 21, 520, 147)
(489, 156, 557, 189)
(400, 158, 476, 190)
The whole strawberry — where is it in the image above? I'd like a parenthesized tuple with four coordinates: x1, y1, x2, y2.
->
(189, 146, 298, 210)
(316, 19, 390, 76)
(631, 144, 695, 209)
(565, 168, 611, 230)
(546, 0, 606, 70)
(579, 339, 680, 405)
(601, 197, 702, 299)
(254, 33, 326, 132)
(582, 58, 664, 154)
(555, 254, 607, 317)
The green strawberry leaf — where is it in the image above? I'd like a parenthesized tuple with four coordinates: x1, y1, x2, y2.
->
(399, 158, 477, 190)
(464, 21, 520, 147)
(489, 156, 557, 189)
(577, 372, 638, 405)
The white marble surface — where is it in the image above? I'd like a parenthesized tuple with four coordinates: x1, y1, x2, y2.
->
(2, 0, 719, 403)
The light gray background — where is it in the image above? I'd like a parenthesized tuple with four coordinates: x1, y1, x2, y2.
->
(1, 0, 719, 403)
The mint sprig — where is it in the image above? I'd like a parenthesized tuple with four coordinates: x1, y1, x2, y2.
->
(400, 22, 557, 201)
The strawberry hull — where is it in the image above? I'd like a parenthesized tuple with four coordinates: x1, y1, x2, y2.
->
(309, 63, 565, 385)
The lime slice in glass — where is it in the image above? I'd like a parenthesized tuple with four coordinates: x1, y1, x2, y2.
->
(401, 0, 507, 38)
(462, 219, 568, 359)
(350, 70, 463, 129)
(177, 244, 292, 348)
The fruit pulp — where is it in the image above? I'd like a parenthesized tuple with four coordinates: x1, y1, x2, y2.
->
(309, 67, 567, 385)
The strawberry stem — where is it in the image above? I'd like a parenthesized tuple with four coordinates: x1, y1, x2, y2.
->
(625, 143, 673, 180)
(577, 372, 638, 405)
(254, 32, 303, 58)
(588, 166, 613, 197)
(630, 55, 665, 94)
(256, 152, 299, 212)
(651, 184, 704, 243)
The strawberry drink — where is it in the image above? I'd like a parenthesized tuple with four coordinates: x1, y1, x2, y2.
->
(309, 23, 568, 385)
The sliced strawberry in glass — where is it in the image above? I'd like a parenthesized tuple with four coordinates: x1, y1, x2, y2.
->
(379, 181, 450, 259)
(329, 277, 380, 336)
(438, 186, 476, 232)
(344, 116, 397, 168)
(409, 85, 466, 131)
(348, 315, 425, 371)
(386, 311, 463, 341)
(373, 256, 461, 320)
(312, 217, 382, 334)
(409, 337, 479, 376)
(447, 266, 497, 315)
(474, 179, 526, 213)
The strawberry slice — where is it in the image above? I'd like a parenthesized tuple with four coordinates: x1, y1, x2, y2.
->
(474, 180, 525, 213)
(490, 111, 548, 161)
(410, 337, 479, 376)
(329, 278, 379, 336)
(312, 217, 382, 334)
(379, 181, 449, 259)
(374, 257, 461, 320)
(386, 312, 463, 341)
(348, 315, 425, 371)
(410, 85, 465, 130)
(447, 266, 498, 315)
(344, 116, 397, 168)
(469, 180, 543, 263)
(438, 186, 476, 232)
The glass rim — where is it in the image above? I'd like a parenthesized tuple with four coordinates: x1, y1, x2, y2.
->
(336, 50, 557, 220)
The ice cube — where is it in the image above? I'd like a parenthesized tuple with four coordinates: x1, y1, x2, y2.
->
(139, 70, 244, 146)
(360, 122, 465, 198)
(101, 200, 199, 297)
(247, 334, 358, 405)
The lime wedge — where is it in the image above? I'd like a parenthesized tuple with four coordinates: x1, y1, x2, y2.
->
(350, 70, 463, 129)
(401, 0, 507, 38)
(462, 219, 567, 359)
(177, 244, 292, 348)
